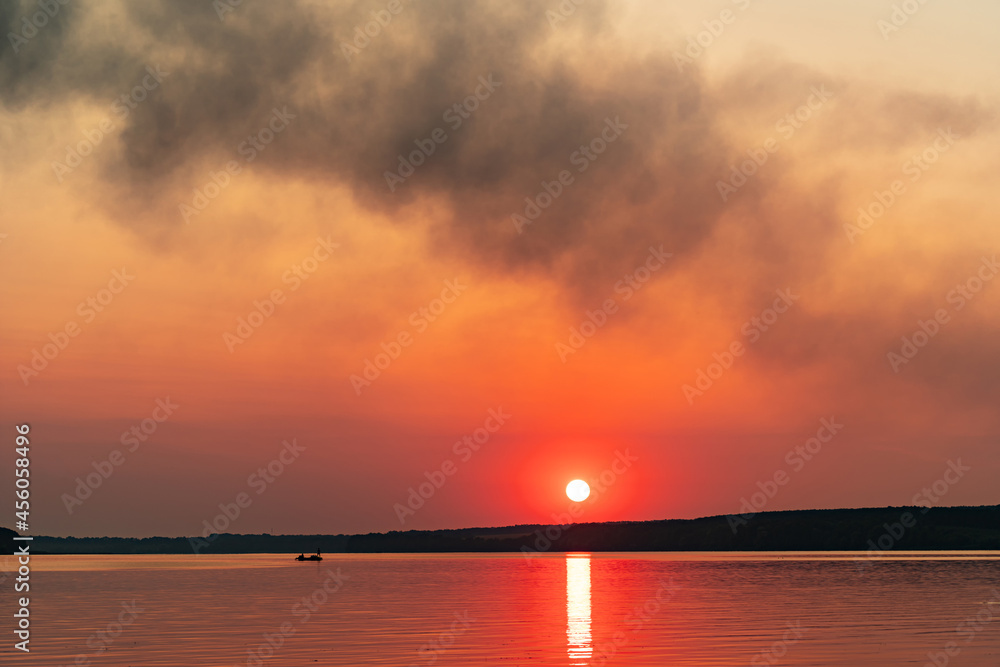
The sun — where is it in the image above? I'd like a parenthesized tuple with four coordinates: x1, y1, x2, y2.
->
(566, 479, 590, 502)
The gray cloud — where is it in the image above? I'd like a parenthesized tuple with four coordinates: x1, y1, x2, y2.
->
(5, 1, 735, 295)
(4, 0, 995, 320)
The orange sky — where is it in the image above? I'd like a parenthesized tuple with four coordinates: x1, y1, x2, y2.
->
(1, 0, 998, 537)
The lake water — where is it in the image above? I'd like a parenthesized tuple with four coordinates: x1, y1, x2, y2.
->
(3, 552, 1000, 665)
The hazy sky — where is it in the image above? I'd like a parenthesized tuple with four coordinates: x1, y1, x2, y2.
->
(2, 0, 998, 538)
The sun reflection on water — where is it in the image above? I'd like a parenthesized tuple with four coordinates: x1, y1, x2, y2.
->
(566, 554, 592, 664)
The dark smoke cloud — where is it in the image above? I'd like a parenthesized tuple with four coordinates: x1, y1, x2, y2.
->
(4, 0, 734, 295)
(3, 0, 994, 315)
(1, 0, 87, 107)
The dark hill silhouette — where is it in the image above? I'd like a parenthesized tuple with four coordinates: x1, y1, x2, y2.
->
(9, 505, 1000, 555)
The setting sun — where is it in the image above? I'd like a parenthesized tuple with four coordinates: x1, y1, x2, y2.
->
(566, 479, 591, 503)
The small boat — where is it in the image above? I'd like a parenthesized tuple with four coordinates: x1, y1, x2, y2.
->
(295, 550, 323, 562)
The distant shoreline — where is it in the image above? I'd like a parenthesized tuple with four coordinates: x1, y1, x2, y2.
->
(7, 504, 999, 555)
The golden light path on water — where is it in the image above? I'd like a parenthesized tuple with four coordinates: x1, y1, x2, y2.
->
(7, 553, 1000, 665)
(566, 554, 593, 664)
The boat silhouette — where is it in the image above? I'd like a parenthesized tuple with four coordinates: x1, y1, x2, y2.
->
(295, 549, 323, 561)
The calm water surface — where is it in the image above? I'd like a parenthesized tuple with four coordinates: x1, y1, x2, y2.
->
(3, 552, 999, 665)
